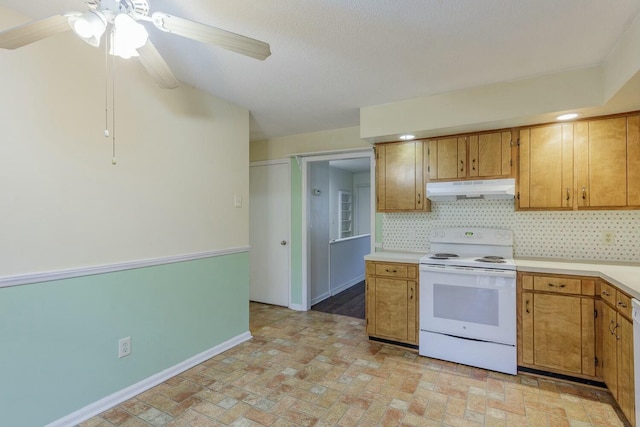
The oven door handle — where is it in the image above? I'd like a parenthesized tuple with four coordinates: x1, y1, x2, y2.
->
(420, 264, 516, 278)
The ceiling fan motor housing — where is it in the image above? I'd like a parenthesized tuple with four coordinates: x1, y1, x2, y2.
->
(88, 0, 151, 22)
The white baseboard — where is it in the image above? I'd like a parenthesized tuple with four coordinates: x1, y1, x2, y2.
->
(45, 331, 253, 427)
(330, 275, 364, 296)
(310, 291, 331, 306)
(289, 303, 305, 311)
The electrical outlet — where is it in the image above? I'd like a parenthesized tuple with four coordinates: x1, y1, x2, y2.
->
(118, 336, 131, 358)
(601, 230, 615, 245)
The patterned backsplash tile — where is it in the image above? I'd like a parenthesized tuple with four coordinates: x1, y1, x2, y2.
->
(382, 200, 640, 263)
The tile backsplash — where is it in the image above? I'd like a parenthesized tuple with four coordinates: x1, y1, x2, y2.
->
(382, 200, 640, 263)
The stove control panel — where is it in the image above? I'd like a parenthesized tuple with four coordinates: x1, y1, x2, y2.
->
(430, 228, 513, 245)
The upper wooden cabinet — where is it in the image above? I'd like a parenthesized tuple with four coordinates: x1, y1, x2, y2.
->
(517, 112, 640, 210)
(427, 131, 513, 181)
(375, 141, 430, 212)
(518, 123, 574, 209)
(576, 114, 640, 208)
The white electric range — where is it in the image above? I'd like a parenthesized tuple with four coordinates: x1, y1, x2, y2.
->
(419, 227, 517, 375)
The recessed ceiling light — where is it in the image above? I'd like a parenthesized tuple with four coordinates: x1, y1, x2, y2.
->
(399, 134, 415, 140)
(556, 113, 579, 121)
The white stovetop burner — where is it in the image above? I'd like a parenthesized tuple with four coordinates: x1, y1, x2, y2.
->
(419, 227, 516, 270)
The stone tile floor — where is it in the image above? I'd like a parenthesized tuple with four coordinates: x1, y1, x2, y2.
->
(80, 302, 630, 426)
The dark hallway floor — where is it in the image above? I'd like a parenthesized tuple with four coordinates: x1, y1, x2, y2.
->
(311, 281, 365, 319)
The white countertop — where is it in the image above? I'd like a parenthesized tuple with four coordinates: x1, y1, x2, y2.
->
(365, 251, 640, 300)
(364, 251, 426, 264)
(515, 258, 640, 300)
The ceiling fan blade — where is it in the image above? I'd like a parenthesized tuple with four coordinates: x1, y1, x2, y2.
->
(0, 15, 71, 50)
(137, 40, 180, 89)
(152, 13, 271, 61)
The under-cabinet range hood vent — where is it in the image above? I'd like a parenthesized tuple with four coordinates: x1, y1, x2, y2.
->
(426, 178, 516, 201)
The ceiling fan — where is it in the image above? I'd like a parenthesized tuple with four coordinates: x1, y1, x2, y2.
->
(0, 0, 272, 89)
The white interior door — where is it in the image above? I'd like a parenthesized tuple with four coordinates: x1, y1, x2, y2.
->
(249, 161, 290, 307)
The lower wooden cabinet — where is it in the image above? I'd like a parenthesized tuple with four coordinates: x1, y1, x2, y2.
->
(598, 282, 635, 425)
(518, 272, 596, 378)
(365, 261, 418, 346)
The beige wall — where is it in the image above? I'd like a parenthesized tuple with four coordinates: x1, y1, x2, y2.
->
(360, 14, 640, 143)
(250, 126, 370, 161)
(0, 7, 250, 276)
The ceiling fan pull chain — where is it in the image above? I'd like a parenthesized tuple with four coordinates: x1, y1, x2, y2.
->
(111, 29, 117, 166)
(104, 33, 109, 139)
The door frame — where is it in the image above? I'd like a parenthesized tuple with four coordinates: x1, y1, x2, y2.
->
(300, 149, 374, 311)
(249, 159, 292, 308)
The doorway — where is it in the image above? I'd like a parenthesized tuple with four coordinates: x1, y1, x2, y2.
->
(301, 150, 374, 313)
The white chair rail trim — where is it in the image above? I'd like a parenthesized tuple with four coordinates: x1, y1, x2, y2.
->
(0, 246, 250, 288)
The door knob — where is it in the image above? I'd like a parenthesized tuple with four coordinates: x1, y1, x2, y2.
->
(280, 240, 287, 245)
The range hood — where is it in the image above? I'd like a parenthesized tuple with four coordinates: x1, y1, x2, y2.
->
(426, 178, 515, 201)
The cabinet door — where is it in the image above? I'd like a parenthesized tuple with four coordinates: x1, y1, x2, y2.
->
(376, 142, 424, 211)
(576, 117, 627, 207)
(365, 275, 376, 336)
(601, 303, 618, 397)
(407, 281, 417, 343)
(428, 137, 464, 180)
(617, 315, 635, 425)
(520, 291, 534, 365)
(518, 124, 573, 209)
(473, 131, 512, 178)
(533, 293, 583, 374)
(371, 277, 411, 341)
(629, 114, 640, 206)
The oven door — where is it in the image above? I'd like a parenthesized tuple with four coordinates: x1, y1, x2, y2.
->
(419, 264, 516, 345)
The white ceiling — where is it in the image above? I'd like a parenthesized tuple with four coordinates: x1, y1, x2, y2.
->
(1, 0, 640, 141)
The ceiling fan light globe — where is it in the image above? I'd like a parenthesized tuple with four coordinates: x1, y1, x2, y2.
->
(114, 14, 148, 49)
(68, 11, 106, 47)
(110, 44, 140, 59)
(73, 20, 94, 39)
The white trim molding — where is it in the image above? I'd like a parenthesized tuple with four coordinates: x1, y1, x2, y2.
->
(0, 246, 250, 289)
(45, 331, 253, 427)
(288, 303, 305, 311)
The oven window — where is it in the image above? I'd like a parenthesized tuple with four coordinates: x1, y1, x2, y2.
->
(433, 284, 499, 326)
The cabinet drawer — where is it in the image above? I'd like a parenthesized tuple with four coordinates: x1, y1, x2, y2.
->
(599, 281, 617, 306)
(375, 263, 409, 278)
(616, 291, 632, 319)
(533, 276, 582, 294)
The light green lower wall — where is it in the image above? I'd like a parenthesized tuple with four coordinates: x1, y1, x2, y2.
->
(290, 161, 303, 306)
(0, 252, 249, 427)
(375, 213, 383, 244)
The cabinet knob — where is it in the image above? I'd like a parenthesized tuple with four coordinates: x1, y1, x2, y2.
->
(602, 290, 611, 297)
(281, 240, 287, 246)
(566, 188, 570, 201)
(582, 186, 587, 200)
(618, 301, 627, 309)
